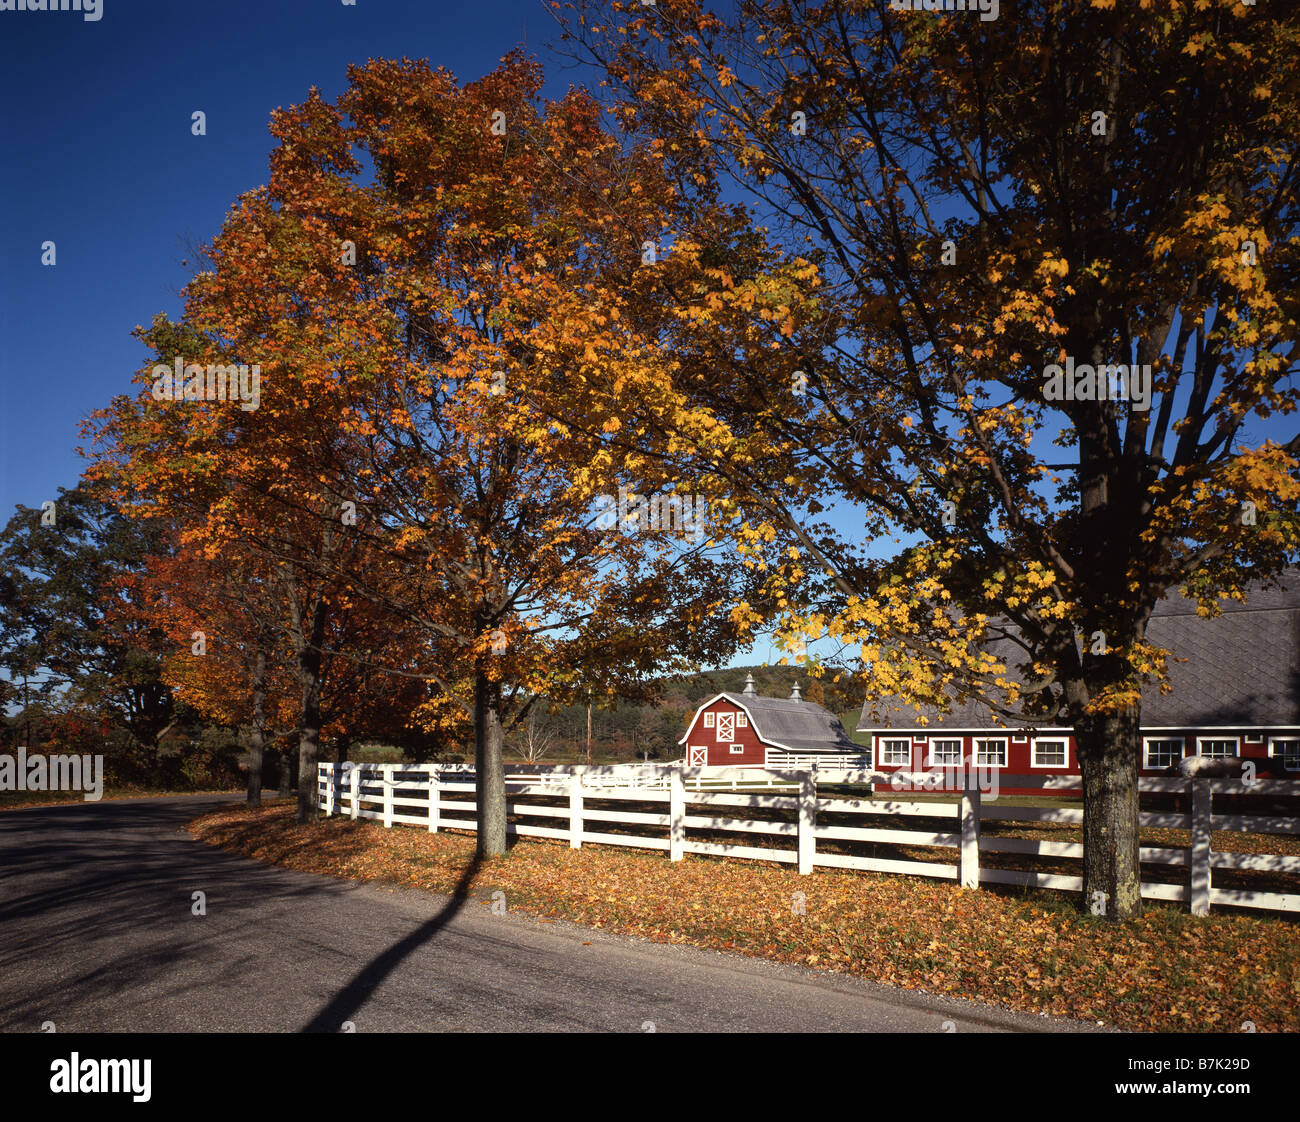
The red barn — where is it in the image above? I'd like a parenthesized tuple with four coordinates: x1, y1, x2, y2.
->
(856, 571, 1300, 792)
(679, 675, 866, 769)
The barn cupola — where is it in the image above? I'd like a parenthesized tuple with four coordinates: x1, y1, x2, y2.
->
(742, 673, 757, 696)
(789, 682, 802, 701)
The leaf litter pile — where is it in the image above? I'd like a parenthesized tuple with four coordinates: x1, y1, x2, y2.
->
(189, 803, 1300, 1032)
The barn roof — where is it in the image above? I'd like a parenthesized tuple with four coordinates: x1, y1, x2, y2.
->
(680, 692, 859, 752)
(857, 570, 1300, 733)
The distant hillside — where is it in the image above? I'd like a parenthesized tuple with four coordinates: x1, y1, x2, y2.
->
(660, 664, 862, 713)
(497, 664, 869, 765)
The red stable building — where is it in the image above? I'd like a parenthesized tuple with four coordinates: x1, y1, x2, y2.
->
(856, 573, 1300, 792)
(678, 675, 868, 770)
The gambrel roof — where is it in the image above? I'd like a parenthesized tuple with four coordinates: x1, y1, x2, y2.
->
(857, 570, 1300, 733)
(681, 692, 859, 753)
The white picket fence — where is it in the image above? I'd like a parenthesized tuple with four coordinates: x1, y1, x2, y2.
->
(505, 763, 800, 792)
(316, 762, 1300, 916)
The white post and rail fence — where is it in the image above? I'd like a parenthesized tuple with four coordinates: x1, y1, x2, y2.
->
(317, 762, 1300, 917)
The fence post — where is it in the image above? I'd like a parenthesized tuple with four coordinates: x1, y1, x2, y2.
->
(1191, 779, 1212, 917)
(350, 764, 360, 821)
(324, 764, 335, 817)
(959, 771, 981, 890)
(383, 764, 394, 828)
(428, 766, 440, 833)
(570, 772, 583, 849)
(798, 771, 816, 875)
(670, 763, 685, 861)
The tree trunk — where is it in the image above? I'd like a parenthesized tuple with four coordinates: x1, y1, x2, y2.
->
(474, 669, 507, 856)
(283, 581, 327, 825)
(246, 648, 267, 808)
(1076, 705, 1143, 921)
(278, 747, 294, 797)
(297, 646, 323, 824)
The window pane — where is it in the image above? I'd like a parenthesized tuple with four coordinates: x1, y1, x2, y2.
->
(1034, 740, 1066, 766)
(930, 739, 963, 765)
(1145, 739, 1182, 768)
(1200, 739, 1236, 759)
(975, 739, 1007, 766)
(1272, 739, 1300, 770)
(880, 739, 910, 765)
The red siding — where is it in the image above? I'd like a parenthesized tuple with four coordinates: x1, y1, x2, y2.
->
(683, 699, 767, 767)
(867, 729, 1287, 794)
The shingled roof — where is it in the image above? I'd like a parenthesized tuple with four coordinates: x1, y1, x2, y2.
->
(857, 570, 1300, 733)
(681, 692, 859, 752)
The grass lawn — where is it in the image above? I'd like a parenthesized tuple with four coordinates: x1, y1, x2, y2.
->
(188, 802, 1300, 1032)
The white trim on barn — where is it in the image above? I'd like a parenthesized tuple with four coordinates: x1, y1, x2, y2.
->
(877, 735, 911, 766)
(973, 737, 1008, 768)
(1141, 725, 1300, 731)
(1029, 736, 1070, 769)
(927, 738, 963, 767)
(1143, 736, 1186, 769)
(1196, 736, 1240, 759)
(1269, 736, 1300, 771)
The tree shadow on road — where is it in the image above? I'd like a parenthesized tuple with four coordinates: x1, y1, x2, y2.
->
(298, 853, 483, 1032)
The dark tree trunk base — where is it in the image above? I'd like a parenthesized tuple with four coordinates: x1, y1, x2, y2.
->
(475, 669, 507, 857)
(1076, 705, 1143, 921)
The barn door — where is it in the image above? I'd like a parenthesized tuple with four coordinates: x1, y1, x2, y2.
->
(688, 746, 708, 767)
(716, 712, 735, 741)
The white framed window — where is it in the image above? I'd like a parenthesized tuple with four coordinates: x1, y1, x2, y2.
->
(878, 738, 911, 766)
(974, 738, 1007, 767)
(1143, 738, 1183, 769)
(736, 713, 748, 728)
(928, 739, 963, 766)
(1031, 738, 1068, 768)
(703, 712, 715, 728)
(1268, 737, 1300, 771)
(729, 743, 744, 755)
(1197, 737, 1238, 759)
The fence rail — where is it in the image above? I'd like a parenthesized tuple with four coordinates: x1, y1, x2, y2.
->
(317, 762, 1300, 916)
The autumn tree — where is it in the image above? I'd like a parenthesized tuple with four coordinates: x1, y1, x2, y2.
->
(138, 534, 443, 802)
(86, 180, 414, 822)
(268, 55, 757, 853)
(124, 538, 297, 806)
(91, 53, 756, 847)
(561, 0, 1300, 917)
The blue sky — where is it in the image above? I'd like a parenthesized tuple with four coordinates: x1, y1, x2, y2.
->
(0, 0, 567, 522)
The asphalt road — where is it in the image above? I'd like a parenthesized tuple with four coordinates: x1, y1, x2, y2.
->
(0, 795, 1101, 1033)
